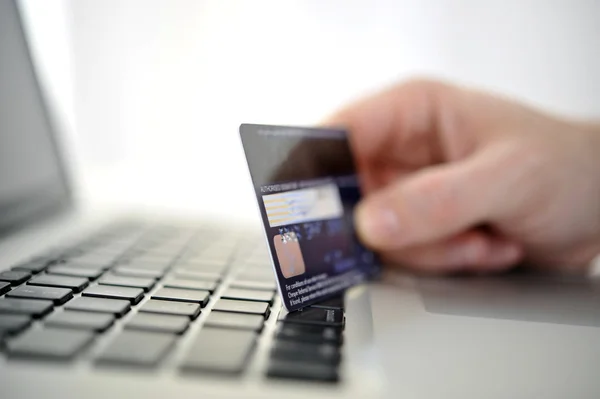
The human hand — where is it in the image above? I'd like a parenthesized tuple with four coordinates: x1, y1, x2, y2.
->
(326, 80, 600, 273)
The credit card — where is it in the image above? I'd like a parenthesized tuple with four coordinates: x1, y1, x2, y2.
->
(239, 124, 381, 311)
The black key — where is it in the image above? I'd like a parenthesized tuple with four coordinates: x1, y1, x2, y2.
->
(212, 299, 270, 318)
(0, 298, 53, 318)
(7, 327, 94, 359)
(204, 312, 264, 332)
(126, 313, 189, 334)
(230, 279, 276, 291)
(310, 296, 345, 310)
(181, 329, 257, 374)
(112, 266, 163, 279)
(267, 360, 339, 382)
(163, 278, 217, 293)
(48, 265, 103, 280)
(270, 340, 341, 366)
(276, 324, 343, 346)
(28, 274, 89, 293)
(221, 288, 274, 304)
(12, 260, 49, 274)
(0, 270, 31, 285)
(0, 281, 10, 295)
(151, 288, 209, 307)
(96, 331, 175, 366)
(7, 285, 73, 305)
(140, 299, 201, 319)
(99, 274, 155, 292)
(172, 270, 221, 282)
(0, 314, 31, 336)
(83, 285, 144, 304)
(45, 310, 114, 332)
(279, 307, 344, 327)
(65, 297, 130, 317)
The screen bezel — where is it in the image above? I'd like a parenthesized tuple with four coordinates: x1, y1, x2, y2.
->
(0, 0, 73, 237)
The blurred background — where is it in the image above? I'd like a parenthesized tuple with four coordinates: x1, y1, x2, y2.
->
(19, 0, 600, 223)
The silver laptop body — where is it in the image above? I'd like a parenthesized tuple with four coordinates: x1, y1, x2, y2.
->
(1, 1, 599, 398)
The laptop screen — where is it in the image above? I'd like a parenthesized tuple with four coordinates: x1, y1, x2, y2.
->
(0, 0, 71, 234)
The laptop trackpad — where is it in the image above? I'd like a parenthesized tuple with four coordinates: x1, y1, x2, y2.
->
(418, 273, 600, 327)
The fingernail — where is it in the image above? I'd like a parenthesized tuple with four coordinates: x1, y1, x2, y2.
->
(355, 202, 399, 247)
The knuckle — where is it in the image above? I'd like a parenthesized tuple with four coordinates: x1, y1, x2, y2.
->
(399, 78, 446, 94)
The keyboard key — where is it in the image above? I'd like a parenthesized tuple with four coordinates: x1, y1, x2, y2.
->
(139, 246, 183, 257)
(175, 262, 226, 273)
(126, 313, 189, 334)
(212, 299, 270, 318)
(58, 262, 108, 272)
(179, 258, 228, 267)
(99, 274, 155, 292)
(310, 296, 344, 310)
(163, 278, 218, 293)
(0, 314, 31, 336)
(270, 340, 341, 366)
(151, 288, 209, 307)
(267, 360, 339, 382)
(204, 312, 264, 332)
(7, 285, 73, 305)
(140, 299, 201, 319)
(0, 281, 10, 295)
(0, 298, 53, 318)
(181, 329, 257, 374)
(121, 259, 171, 271)
(65, 297, 130, 317)
(83, 285, 144, 304)
(279, 307, 344, 327)
(11, 260, 49, 274)
(230, 279, 276, 291)
(68, 252, 120, 268)
(173, 270, 221, 282)
(28, 274, 89, 293)
(7, 327, 94, 359)
(96, 331, 175, 366)
(236, 270, 274, 282)
(45, 310, 114, 332)
(47, 265, 103, 280)
(276, 324, 343, 346)
(112, 266, 163, 279)
(0, 270, 31, 285)
(221, 288, 274, 304)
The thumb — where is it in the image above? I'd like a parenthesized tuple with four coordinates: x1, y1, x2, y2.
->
(355, 151, 504, 251)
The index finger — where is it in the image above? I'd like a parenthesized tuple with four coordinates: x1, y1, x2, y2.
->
(322, 79, 449, 168)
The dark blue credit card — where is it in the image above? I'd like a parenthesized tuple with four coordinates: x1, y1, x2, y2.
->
(239, 124, 381, 312)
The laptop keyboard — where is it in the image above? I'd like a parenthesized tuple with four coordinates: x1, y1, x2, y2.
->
(0, 222, 345, 382)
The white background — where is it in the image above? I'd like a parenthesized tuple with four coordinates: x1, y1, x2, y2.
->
(20, 0, 600, 223)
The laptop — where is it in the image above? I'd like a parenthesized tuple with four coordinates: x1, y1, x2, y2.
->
(1, 1, 599, 398)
